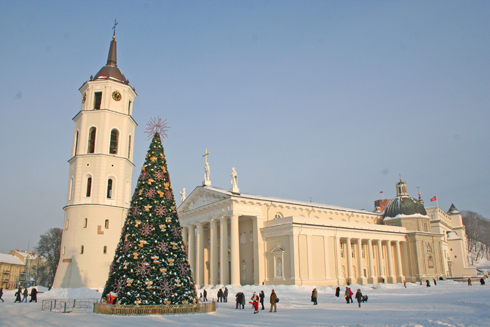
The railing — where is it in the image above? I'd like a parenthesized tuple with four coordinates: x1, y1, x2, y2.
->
(41, 298, 100, 313)
(94, 301, 217, 315)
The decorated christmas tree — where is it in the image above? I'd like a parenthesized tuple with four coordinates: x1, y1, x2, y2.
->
(102, 117, 197, 305)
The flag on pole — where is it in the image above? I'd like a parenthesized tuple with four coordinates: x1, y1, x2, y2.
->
(380, 191, 383, 194)
(430, 196, 437, 202)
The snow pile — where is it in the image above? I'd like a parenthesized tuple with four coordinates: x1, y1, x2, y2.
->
(38, 287, 101, 299)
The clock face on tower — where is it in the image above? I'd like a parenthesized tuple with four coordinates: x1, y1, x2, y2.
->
(82, 93, 87, 103)
(112, 91, 122, 101)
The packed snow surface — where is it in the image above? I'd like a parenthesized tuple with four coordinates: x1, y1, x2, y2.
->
(1, 280, 489, 326)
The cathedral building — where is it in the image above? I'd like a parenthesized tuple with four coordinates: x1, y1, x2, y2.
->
(53, 33, 137, 289)
(178, 176, 476, 288)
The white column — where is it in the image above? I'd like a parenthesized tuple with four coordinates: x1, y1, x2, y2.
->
(196, 222, 205, 287)
(210, 218, 219, 285)
(377, 239, 385, 282)
(253, 217, 265, 285)
(188, 225, 195, 278)
(182, 226, 188, 247)
(230, 215, 240, 286)
(290, 233, 300, 284)
(386, 240, 395, 283)
(395, 241, 404, 283)
(335, 236, 342, 285)
(367, 239, 375, 284)
(346, 237, 353, 284)
(219, 216, 229, 285)
(357, 238, 366, 284)
(323, 236, 330, 280)
(307, 234, 313, 280)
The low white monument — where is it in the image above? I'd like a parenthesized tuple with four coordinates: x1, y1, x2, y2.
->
(203, 148, 211, 186)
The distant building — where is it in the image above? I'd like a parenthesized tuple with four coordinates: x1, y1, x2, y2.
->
(0, 253, 25, 289)
(9, 249, 46, 287)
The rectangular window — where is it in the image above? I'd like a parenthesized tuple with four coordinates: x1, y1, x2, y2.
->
(84, 218, 88, 228)
(105, 219, 109, 229)
(94, 92, 102, 109)
(97, 225, 104, 235)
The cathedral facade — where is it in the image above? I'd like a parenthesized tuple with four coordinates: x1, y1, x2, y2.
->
(178, 179, 476, 288)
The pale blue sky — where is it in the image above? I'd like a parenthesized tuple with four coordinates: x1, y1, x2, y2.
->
(1, 1, 489, 253)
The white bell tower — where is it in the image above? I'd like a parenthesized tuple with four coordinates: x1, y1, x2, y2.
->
(53, 33, 137, 289)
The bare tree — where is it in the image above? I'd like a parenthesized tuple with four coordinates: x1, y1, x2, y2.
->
(34, 228, 62, 286)
(462, 211, 490, 262)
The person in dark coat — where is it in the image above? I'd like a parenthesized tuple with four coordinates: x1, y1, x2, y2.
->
(14, 288, 22, 303)
(29, 288, 38, 303)
(433, 279, 437, 286)
(0, 288, 4, 302)
(22, 287, 28, 302)
(235, 292, 240, 309)
(467, 278, 472, 286)
(259, 290, 265, 310)
(217, 288, 223, 302)
(203, 289, 207, 302)
(335, 286, 340, 297)
(426, 280, 431, 287)
(224, 287, 228, 302)
(311, 288, 318, 305)
(240, 292, 245, 309)
(355, 289, 363, 308)
(480, 278, 485, 286)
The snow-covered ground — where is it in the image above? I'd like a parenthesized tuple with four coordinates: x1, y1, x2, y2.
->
(1, 280, 489, 326)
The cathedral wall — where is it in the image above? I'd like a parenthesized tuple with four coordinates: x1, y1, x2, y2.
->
(239, 219, 254, 285)
(264, 235, 291, 284)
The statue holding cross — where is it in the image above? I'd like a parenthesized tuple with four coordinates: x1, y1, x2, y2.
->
(202, 148, 211, 186)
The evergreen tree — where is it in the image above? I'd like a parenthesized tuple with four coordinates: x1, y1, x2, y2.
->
(102, 126, 196, 305)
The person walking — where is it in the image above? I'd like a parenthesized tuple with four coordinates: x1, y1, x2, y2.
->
(269, 289, 277, 312)
(433, 279, 437, 286)
(335, 286, 340, 297)
(259, 290, 265, 310)
(224, 287, 229, 302)
(29, 288, 38, 303)
(0, 288, 4, 303)
(14, 288, 22, 303)
(217, 288, 223, 302)
(22, 287, 28, 303)
(426, 280, 431, 287)
(203, 289, 207, 302)
(403, 280, 407, 288)
(251, 292, 259, 314)
(355, 289, 363, 308)
(480, 277, 486, 286)
(467, 278, 472, 286)
(345, 287, 353, 303)
(240, 292, 246, 309)
(311, 288, 318, 305)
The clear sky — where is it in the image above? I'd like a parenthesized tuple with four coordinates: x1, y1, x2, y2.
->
(1, 1, 489, 253)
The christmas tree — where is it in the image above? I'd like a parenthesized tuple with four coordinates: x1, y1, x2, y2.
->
(102, 118, 197, 305)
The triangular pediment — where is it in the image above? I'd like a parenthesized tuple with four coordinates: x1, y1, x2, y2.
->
(178, 186, 230, 213)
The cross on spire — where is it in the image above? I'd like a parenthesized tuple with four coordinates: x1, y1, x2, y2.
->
(202, 148, 210, 164)
(112, 19, 118, 38)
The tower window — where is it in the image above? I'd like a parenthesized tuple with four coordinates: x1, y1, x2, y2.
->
(103, 246, 107, 254)
(74, 131, 79, 156)
(88, 127, 96, 153)
(105, 219, 109, 229)
(84, 218, 88, 228)
(86, 177, 92, 197)
(109, 129, 119, 154)
(107, 178, 113, 198)
(94, 92, 102, 109)
(128, 100, 132, 115)
(128, 135, 131, 159)
(81, 245, 84, 254)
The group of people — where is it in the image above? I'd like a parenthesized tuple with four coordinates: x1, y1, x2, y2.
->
(13, 287, 38, 303)
(235, 289, 277, 314)
(467, 277, 486, 286)
(332, 286, 367, 308)
(216, 287, 228, 302)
